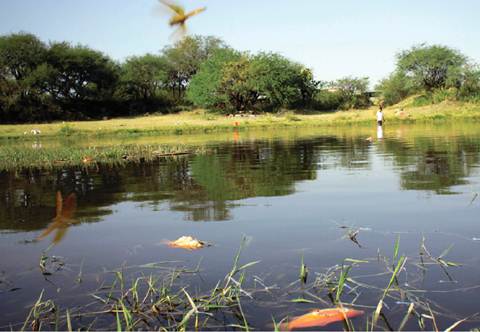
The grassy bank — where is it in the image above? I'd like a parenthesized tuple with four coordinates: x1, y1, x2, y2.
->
(1, 121, 479, 171)
(0, 144, 203, 171)
(1, 101, 480, 140)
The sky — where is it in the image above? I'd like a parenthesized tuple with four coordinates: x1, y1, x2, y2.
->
(1, 0, 479, 85)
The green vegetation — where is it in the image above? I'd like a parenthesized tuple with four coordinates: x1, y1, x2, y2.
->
(0, 143, 199, 170)
(1, 33, 480, 129)
(376, 44, 480, 105)
(0, 33, 226, 122)
(16, 237, 469, 331)
(1, 101, 480, 141)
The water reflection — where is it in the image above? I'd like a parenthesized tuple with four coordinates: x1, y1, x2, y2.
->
(381, 135, 480, 194)
(37, 191, 77, 244)
(0, 132, 479, 237)
(377, 125, 384, 140)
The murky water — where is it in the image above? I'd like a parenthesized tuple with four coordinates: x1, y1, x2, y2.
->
(1, 124, 480, 330)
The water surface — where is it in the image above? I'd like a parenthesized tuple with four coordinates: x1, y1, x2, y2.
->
(1, 123, 480, 330)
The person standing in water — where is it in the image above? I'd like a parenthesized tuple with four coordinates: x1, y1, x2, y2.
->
(376, 102, 385, 139)
(376, 103, 385, 126)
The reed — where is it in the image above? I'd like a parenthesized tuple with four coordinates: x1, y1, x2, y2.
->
(12, 237, 475, 331)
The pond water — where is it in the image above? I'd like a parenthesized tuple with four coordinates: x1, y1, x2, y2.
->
(1, 123, 480, 330)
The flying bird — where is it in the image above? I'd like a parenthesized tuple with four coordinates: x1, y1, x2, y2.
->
(158, 0, 206, 39)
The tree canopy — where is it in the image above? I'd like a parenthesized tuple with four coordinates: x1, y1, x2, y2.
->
(187, 51, 318, 113)
(377, 44, 480, 105)
(397, 44, 466, 91)
(1, 32, 480, 123)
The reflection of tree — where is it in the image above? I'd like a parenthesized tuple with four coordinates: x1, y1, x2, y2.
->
(173, 141, 318, 221)
(1, 133, 478, 233)
(0, 167, 118, 232)
(381, 136, 480, 194)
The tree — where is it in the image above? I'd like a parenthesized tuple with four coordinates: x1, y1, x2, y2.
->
(188, 51, 318, 113)
(0, 32, 47, 81)
(163, 35, 227, 100)
(376, 71, 415, 106)
(218, 56, 259, 113)
(40, 43, 119, 106)
(333, 76, 370, 109)
(115, 54, 172, 114)
(119, 54, 168, 100)
(397, 44, 467, 91)
(186, 48, 241, 109)
(250, 52, 317, 110)
(456, 65, 480, 100)
(0, 33, 51, 122)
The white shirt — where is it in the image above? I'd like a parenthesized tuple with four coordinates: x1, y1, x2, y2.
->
(376, 111, 384, 122)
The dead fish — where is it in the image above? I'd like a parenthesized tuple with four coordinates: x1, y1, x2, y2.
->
(365, 136, 373, 142)
(281, 308, 364, 330)
(167, 236, 208, 250)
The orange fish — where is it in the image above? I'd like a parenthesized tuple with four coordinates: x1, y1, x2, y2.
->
(167, 236, 207, 250)
(282, 308, 364, 331)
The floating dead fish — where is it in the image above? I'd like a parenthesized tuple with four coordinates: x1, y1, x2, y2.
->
(281, 308, 364, 330)
(167, 236, 208, 250)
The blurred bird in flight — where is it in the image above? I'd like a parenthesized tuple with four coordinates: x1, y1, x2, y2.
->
(157, 0, 206, 39)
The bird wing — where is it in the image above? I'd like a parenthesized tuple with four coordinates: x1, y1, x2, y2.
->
(55, 191, 62, 217)
(185, 7, 206, 19)
(62, 193, 77, 219)
(158, 0, 184, 16)
(37, 221, 58, 241)
(170, 23, 188, 41)
(52, 227, 69, 244)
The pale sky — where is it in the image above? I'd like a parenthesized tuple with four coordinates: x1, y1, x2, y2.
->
(1, 0, 479, 85)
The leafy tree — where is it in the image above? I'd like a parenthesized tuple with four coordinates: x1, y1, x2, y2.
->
(163, 35, 227, 100)
(312, 89, 344, 111)
(186, 48, 241, 109)
(119, 54, 168, 100)
(376, 71, 415, 106)
(457, 65, 480, 100)
(397, 44, 466, 91)
(0, 32, 47, 81)
(40, 42, 119, 104)
(115, 54, 173, 114)
(188, 51, 318, 113)
(0, 33, 51, 122)
(333, 76, 370, 109)
(218, 56, 258, 112)
(250, 52, 317, 110)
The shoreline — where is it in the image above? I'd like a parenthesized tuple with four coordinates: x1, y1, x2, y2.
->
(0, 120, 478, 171)
(0, 101, 479, 141)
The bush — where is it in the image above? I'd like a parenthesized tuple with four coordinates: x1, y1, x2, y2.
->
(376, 71, 414, 106)
(311, 90, 344, 111)
(411, 95, 432, 107)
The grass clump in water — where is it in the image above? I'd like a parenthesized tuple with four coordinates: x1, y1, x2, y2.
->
(14, 237, 474, 331)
